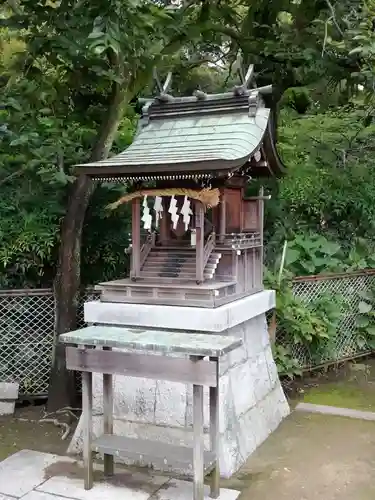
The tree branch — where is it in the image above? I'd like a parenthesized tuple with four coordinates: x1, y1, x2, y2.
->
(0, 168, 23, 187)
(325, 0, 344, 37)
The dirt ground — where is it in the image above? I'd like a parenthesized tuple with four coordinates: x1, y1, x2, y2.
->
(2, 360, 375, 499)
(0, 403, 74, 462)
(228, 412, 375, 500)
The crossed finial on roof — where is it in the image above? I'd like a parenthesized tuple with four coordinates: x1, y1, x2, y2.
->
(153, 68, 173, 102)
(232, 51, 255, 96)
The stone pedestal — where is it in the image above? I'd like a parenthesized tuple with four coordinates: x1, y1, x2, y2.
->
(68, 291, 290, 477)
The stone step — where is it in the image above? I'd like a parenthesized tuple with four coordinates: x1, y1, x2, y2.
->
(146, 256, 196, 263)
(139, 271, 214, 280)
(142, 261, 218, 271)
(144, 258, 217, 264)
(151, 249, 195, 255)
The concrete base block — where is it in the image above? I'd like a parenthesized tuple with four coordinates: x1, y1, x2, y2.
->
(0, 402, 16, 416)
(69, 293, 289, 478)
(0, 382, 19, 416)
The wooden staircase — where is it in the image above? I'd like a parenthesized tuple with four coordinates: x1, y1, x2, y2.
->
(139, 246, 221, 281)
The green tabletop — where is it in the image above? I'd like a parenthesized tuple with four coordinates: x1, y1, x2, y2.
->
(59, 325, 242, 358)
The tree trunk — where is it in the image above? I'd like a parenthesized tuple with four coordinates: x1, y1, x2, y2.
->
(47, 78, 126, 411)
(47, 174, 94, 411)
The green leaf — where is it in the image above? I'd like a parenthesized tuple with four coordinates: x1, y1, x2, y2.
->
(356, 316, 370, 328)
(88, 31, 105, 40)
(349, 47, 364, 56)
(92, 45, 107, 55)
(356, 335, 367, 349)
(285, 248, 300, 265)
(320, 241, 341, 256)
(359, 301, 372, 314)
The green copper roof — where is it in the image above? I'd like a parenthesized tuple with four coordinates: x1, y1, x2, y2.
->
(77, 88, 284, 180)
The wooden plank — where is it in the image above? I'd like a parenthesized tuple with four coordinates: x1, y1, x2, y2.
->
(193, 382, 205, 500)
(102, 347, 114, 477)
(195, 202, 204, 283)
(82, 370, 93, 490)
(131, 198, 141, 278)
(66, 348, 218, 387)
(224, 188, 242, 232)
(209, 358, 220, 498)
(258, 187, 265, 285)
(92, 434, 216, 472)
(219, 189, 226, 243)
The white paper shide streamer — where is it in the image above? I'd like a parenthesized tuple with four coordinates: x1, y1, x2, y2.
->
(181, 196, 193, 232)
(141, 195, 152, 230)
(168, 195, 179, 230)
(153, 196, 163, 228)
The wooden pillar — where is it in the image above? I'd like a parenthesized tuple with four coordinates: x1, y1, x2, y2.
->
(195, 201, 204, 283)
(159, 197, 169, 245)
(103, 346, 114, 477)
(209, 357, 220, 498)
(191, 355, 205, 500)
(131, 198, 141, 278)
(82, 351, 93, 490)
(258, 187, 265, 286)
(219, 189, 226, 244)
(244, 249, 248, 291)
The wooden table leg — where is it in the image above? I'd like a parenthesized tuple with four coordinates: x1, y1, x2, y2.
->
(193, 383, 204, 500)
(82, 368, 93, 490)
(209, 357, 220, 498)
(103, 347, 114, 476)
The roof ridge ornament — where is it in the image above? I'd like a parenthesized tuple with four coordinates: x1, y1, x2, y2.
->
(153, 68, 173, 103)
(231, 54, 259, 116)
(232, 51, 255, 96)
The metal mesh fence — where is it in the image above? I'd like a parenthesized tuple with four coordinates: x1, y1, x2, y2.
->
(0, 289, 55, 397)
(1, 272, 375, 396)
(282, 270, 375, 369)
(0, 288, 100, 398)
(77, 289, 101, 329)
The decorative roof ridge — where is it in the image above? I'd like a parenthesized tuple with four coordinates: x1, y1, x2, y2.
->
(138, 61, 272, 122)
(139, 86, 272, 122)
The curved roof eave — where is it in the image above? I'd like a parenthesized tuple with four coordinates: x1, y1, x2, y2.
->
(76, 107, 271, 179)
(262, 110, 286, 177)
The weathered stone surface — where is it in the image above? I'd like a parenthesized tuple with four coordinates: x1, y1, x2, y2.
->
(0, 382, 19, 401)
(0, 381, 19, 416)
(60, 326, 241, 357)
(69, 294, 290, 478)
(0, 402, 15, 416)
(21, 492, 72, 500)
(84, 290, 276, 332)
(0, 450, 74, 498)
(152, 479, 240, 500)
(37, 471, 168, 500)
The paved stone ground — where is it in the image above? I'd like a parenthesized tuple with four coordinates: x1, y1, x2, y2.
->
(0, 450, 239, 500)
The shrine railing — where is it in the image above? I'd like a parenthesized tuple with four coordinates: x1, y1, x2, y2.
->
(216, 232, 262, 250)
(203, 232, 216, 270)
(140, 231, 156, 268)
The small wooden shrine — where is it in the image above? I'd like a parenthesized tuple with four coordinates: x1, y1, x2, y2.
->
(77, 65, 285, 307)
